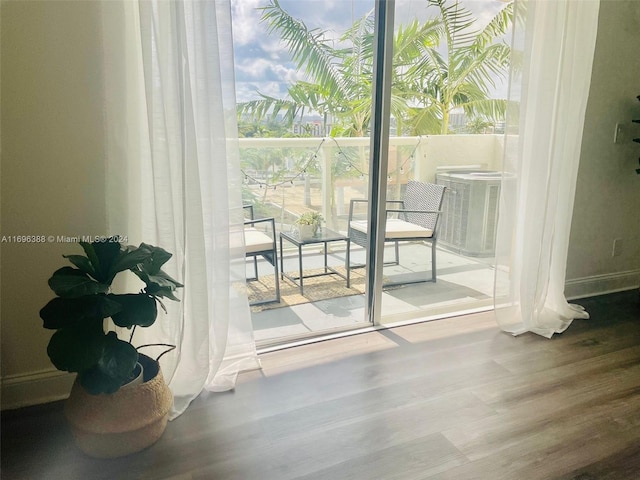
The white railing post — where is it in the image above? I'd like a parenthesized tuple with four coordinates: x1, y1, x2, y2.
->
(320, 141, 334, 230)
(414, 138, 434, 183)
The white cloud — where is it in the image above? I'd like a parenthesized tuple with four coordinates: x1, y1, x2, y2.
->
(236, 58, 301, 84)
(231, 0, 264, 45)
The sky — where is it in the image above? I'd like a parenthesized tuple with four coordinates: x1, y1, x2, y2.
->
(230, 0, 510, 104)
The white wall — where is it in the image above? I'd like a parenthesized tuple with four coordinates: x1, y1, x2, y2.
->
(565, 0, 640, 298)
(1, 1, 107, 408)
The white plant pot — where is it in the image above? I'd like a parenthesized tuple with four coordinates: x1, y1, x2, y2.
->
(122, 362, 144, 389)
(297, 224, 318, 239)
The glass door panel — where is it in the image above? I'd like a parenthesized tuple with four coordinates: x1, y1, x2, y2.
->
(230, 0, 376, 347)
(379, 0, 513, 324)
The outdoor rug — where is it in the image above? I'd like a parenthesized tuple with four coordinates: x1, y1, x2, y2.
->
(243, 266, 366, 312)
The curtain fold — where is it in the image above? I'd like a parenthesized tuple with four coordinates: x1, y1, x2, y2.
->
(102, 0, 260, 418)
(494, 0, 601, 338)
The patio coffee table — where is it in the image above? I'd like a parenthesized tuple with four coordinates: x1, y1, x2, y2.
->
(279, 227, 350, 295)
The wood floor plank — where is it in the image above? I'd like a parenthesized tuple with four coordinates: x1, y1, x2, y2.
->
(427, 417, 640, 480)
(1, 290, 639, 480)
(292, 432, 467, 480)
(470, 345, 640, 410)
(551, 443, 640, 480)
(180, 394, 483, 480)
(443, 385, 640, 462)
(491, 319, 640, 375)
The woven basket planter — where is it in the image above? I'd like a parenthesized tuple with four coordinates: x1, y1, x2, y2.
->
(64, 353, 173, 458)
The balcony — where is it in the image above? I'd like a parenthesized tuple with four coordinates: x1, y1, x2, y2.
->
(241, 134, 505, 346)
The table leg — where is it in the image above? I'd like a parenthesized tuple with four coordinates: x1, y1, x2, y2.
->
(279, 236, 284, 280)
(298, 243, 304, 295)
(346, 238, 350, 288)
(323, 241, 329, 273)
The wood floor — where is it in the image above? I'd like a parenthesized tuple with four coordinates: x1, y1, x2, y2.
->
(2, 290, 640, 480)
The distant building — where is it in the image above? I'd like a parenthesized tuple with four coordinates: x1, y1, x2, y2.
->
(291, 121, 332, 137)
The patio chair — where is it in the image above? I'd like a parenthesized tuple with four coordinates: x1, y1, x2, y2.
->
(243, 205, 280, 305)
(347, 181, 446, 287)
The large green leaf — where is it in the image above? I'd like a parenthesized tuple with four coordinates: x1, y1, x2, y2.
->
(62, 254, 96, 279)
(130, 244, 183, 299)
(79, 366, 126, 395)
(46, 320, 105, 373)
(133, 269, 182, 300)
(143, 284, 180, 302)
(108, 246, 153, 278)
(40, 295, 122, 329)
(109, 294, 158, 328)
(137, 243, 173, 275)
(48, 267, 109, 298)
(80, 240, 121, 283)
(144, 269, 183, 289)
(79, 333, 138, 394)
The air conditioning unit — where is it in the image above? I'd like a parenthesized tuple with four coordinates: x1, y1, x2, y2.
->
(435, 171, 501, 257)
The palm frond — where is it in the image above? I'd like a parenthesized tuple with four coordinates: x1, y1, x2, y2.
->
(393, 18, 442, 68)
(453, 43, 511, 94)
(408, 106, 443, 135)
(341, 8, 375, 77)
(471, 2, 513, 52)
(460, 98, 507, 123)
(404, 45, 447, 94)
(261, 0, 346, 98)
(428, 0, 477, 52)
(237, 94, 303, 126)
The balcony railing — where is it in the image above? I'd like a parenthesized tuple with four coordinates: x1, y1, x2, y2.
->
(240, 134, 504, 239)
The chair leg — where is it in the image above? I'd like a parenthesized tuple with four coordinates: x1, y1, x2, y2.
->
(273, 249, 280, 303)
(431, 241, 437, 282)
(247, 251, 281, 306)
(253, 256, 259, 280)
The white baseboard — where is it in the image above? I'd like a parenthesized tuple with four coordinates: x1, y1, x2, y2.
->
(565, 270, 640, 300)
(1, 369, 75, 411)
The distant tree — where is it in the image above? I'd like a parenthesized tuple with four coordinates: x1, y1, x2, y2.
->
(463, 117, 494, 134)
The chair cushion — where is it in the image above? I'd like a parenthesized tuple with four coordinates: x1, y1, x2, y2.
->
(244, 227, 274, 254)
(350, 218, 433, 239)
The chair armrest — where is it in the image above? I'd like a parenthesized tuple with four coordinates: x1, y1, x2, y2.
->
(244, 217, 276, 238)
(348, 199, 370, 220)
(386, 209, 442, 224)
(385, 209, 442, 215)
(349, 199, 409, 219)
(243, 204, 255, 221)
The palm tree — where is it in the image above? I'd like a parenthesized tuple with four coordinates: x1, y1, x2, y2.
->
(238, 0, 512, 136)
(238, 0, 442, 137)
(405, 0, 513, 134)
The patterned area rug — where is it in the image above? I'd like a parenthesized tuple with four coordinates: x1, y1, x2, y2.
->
(244, 267, 366, 312)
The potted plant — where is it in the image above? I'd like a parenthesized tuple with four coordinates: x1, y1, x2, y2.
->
(39, 238, 183, 458)
(295, 211, 323, 239)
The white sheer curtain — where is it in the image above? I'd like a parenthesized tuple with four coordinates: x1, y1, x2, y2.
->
(494, 0, 601, 338)
(101, 0, 260, 418)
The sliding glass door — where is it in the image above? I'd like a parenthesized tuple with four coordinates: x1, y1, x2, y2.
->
(231, 0, 377, 346)
(231, 0, 512, 345)
(377, 0, 512, 325)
